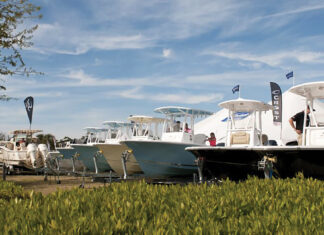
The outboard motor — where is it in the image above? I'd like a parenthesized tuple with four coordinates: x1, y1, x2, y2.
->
(37, 144, 49, 168)
(27, 143, 38, 168)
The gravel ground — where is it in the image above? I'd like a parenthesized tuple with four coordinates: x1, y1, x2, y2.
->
(1, 172, 109, 195)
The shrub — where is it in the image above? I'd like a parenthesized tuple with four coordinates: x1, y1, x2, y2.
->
(0, 177, 323, 234)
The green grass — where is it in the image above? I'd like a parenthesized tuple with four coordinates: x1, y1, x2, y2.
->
(0, 177, 323, 234)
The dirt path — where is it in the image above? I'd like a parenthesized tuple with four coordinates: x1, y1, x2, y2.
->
(2, 174, 108, 195)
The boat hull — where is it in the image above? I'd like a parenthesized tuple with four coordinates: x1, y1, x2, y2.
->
(186, 147, 263, 180)
(186, 146, 324, 180)
(71, 144, 112, 172)
(0, 148, 28, 168)
(95, 143, 142, 176)
(56, 147, 85, 171)
(254, 147, 324, 179)
(56, 147, 76, 159)
(123, 140, 199, 178)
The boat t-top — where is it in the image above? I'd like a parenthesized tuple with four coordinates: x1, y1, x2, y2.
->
(103, 121, 133, 144)
(186, 98, 273, 180)
(129, 115, 165, 140)
(123, 106, 213, 178)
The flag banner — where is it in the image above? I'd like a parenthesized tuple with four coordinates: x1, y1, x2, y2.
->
(270, 82, 282, 123)
(232, 85, 240, 94)
(286, 71, 293, 79)
(24, 96, 34, 125)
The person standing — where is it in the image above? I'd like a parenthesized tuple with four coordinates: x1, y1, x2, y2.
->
(184, 123, 192, 133)
(289, 106, 312, 145)
(206, 132, 216, 146)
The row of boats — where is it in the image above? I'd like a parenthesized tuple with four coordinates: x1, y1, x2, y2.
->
(1, 81, 324, 180)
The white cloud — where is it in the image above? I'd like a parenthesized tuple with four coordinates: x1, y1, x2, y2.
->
(205, 50, 324, 68)
(31, 23, 154, 55)
(27, 1, 324, 55)
(258, 4, 324, 20)
(115, 87, 223, 104)
(62, 69, 167, 87)
(162, 49, 172, 58)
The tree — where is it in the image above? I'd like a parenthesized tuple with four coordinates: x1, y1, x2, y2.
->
(36, 133, 56, 150)
(0, 0, 42, 100)
(0, 131, 6, 140)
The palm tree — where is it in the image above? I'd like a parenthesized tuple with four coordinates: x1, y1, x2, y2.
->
(36, 134, 56, 150)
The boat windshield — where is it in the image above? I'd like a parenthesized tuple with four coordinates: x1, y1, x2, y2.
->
(154, 106, 213, 135)
(83, 127, 108, 144)
(128, 116, 165, 139)
(102, 121, 132, 141)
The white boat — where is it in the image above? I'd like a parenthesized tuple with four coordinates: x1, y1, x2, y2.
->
(123, 106, 213, 178)
(187, 82, 324, 179)
(70, 127, 112, 173)
(0, 130, 49, 171)
(95, 116, 165, 177)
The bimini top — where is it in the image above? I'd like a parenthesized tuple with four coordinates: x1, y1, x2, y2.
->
(10, 129, 42, 135)
(154, 106, 213, 117)
(219, 98, 272, 112)
(289, 81, 324, 99)
(102, 121, 133, 129)
(128, 115, 165, 123)
(83, 127, 108, 133)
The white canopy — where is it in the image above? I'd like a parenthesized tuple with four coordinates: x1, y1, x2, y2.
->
(128, 115, 165, 123)
(219, 98, 273, 112)
(102, 121, 132, 128)
(10, 130, 42, 135)
(154, 106, 213, 117)
(289, 81, 324, 99)
(83, 127, 108, 133)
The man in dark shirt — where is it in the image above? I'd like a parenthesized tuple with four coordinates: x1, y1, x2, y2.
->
(289, 106, 311, 145)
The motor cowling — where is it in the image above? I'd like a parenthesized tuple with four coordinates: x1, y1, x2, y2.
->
(26, 143, 38, 168)
(37, 144, 48, 168)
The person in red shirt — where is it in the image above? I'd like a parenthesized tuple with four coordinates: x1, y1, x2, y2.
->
(207, 132, 216, 146)
(184, 123, 192, 133)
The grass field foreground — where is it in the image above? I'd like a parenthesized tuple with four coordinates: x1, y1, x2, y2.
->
(0, 177, 323, 234)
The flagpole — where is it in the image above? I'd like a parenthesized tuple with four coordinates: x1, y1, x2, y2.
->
(239, 86, 241, 98)
(280, 122, 282, 141)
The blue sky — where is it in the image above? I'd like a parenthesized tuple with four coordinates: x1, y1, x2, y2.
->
(1, 0, 324, 139)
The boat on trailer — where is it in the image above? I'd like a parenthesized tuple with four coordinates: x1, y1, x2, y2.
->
(123, 106, 213, 178)
(96, 116, 165, 177)
(186, 98, 273, 181)
(55, 141, 85, 172)
(71, 127, 112, 173)
(0, 130, 49, 172)
(95, 121, 140, 177)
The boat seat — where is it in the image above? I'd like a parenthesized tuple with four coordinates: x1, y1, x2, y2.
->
(230, 132, 250, 145)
